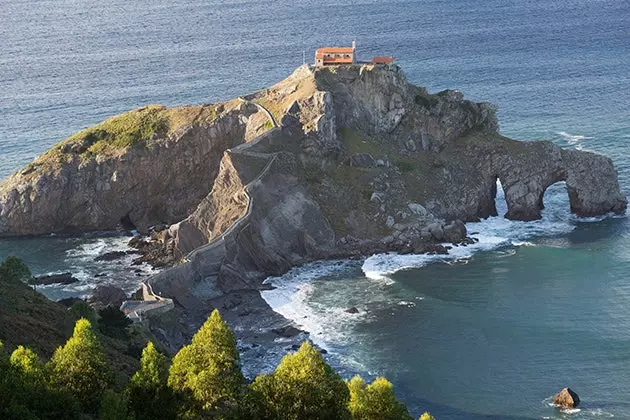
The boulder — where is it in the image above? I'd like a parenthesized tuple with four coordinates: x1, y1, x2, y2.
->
(428, 222, 445, 241)
(552, 387, 580, 409)
(344, 153, 375, 168)
(272, 325, 302, 338)
(408, 203, 427, 216)
(370, 192, 385, 203)
(345, 307, 359, 314)
(95, 251, 130, 262)
(443, 220, 467, 243)
(89, 284, 127, 308)
(31, 273, 78, 286)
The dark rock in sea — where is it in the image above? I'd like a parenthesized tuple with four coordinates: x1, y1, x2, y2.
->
(95, 250, 136, 262)
(94, 273, 107, 278)
(319, 348, 328, 354)
(272, 325, 302, 338)
(32, 272, 78, 286)
(345, 306, 359, 314)
(552, 387, 580, 409)
(88, 284, 127, 308)
(56, 297, 83, 307)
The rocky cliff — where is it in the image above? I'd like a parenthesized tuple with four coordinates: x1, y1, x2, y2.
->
(0, 65, 626, 302)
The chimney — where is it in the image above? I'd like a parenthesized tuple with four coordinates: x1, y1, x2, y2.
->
(352, 40, 356, 50)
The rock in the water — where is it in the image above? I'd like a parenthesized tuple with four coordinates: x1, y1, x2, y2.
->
(345, 307, 359, 314)
(552, 387, 580, 409)
(56, 297, 83, 307)
(32, 273, 78, 286)
(89, 284, 127, 308)
(443, 220, 467, 243)
(95, 250, 130, 262)
(272, 325, 302, 338)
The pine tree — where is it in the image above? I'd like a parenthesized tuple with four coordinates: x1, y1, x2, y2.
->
(46, 318, 112, 413)
(419, 412, 436, 420)
(10, 345, 44, 386)
(348, 375, 412, 420)
(168, 309, 244, 416)
(128, 341, 177, 420)
(99, 389, 131, 420)
(0, 256, 32, 283)
(247, 341, 351, 420)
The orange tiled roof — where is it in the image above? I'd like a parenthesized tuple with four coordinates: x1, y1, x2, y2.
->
(316, 47, 355, 54)
(372, 56, 394, 64)
(320, 57, 354, 64)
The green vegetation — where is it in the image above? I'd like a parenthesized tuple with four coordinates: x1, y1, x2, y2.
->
(339, 127, 383, 157)
(47, 318, 113, 412)
(33, 103, 220, 165)
(246, 342, 351, 419)
(168, 309, 244, 417)
(0, 257, 431, 419)
(419, 412, 436, 420)
(348, 376, 412, 419)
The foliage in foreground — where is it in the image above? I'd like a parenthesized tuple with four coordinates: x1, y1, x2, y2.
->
(0, 256, 430, 419)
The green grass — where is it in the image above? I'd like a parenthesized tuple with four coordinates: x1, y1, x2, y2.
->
(80, 105, 169, 155)
(338, 127, 382, 156)
(32, 104, 221, 168)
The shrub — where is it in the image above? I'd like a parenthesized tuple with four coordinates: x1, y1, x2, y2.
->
(348, 375, 412, 420)
(128, 342, 177, 420)
(168, 309, 244, 417)
(247, 341, 351, 420)
(0, 256, 32, 284)
(46, 319, 112, 413)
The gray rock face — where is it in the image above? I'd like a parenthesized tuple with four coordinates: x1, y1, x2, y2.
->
(89, 284, 127, 308)
(0, 64, 625, 305)
(425, 134, 627, 222)
(0, 105, 266, 236)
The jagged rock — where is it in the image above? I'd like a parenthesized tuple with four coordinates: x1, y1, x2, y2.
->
(552, 388, 580, 409)
(344, 153, 375, 168)
(56, 297, 83, 307)
(408, 203, 427, 216)
(0, 64, 625, 316)
(272, 325, 302, 338)
(89, 284, 127, 308)
(345, 307, 359, 314)
(428, 222, 445, 241)
(442, 220, 467, 243)
(95, 251, 130, 262)
(370, 192, 385, 203)
(386, 216, 395, 228)
(32, 273, 78, 286)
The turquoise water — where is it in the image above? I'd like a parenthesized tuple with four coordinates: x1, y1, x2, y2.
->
(2, 0, 630, 418)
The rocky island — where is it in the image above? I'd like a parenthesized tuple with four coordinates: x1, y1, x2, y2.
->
(0, 64, 626, 349)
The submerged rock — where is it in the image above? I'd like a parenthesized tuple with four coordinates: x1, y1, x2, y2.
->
(552, 387, 580, 409)
(32, 273, 78, 286)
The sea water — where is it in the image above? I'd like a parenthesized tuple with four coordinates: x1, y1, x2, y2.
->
(2, 0, 630, 418)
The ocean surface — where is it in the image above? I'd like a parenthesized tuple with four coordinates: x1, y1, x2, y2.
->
(2, 0, 630, 418)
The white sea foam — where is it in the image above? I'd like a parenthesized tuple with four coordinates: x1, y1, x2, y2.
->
(557, 131, 592, 145)
(260, 178, 618, 362)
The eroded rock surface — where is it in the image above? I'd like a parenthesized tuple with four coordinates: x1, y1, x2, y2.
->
(552, 387, 580, 409)
(0, 64, 625, 308)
